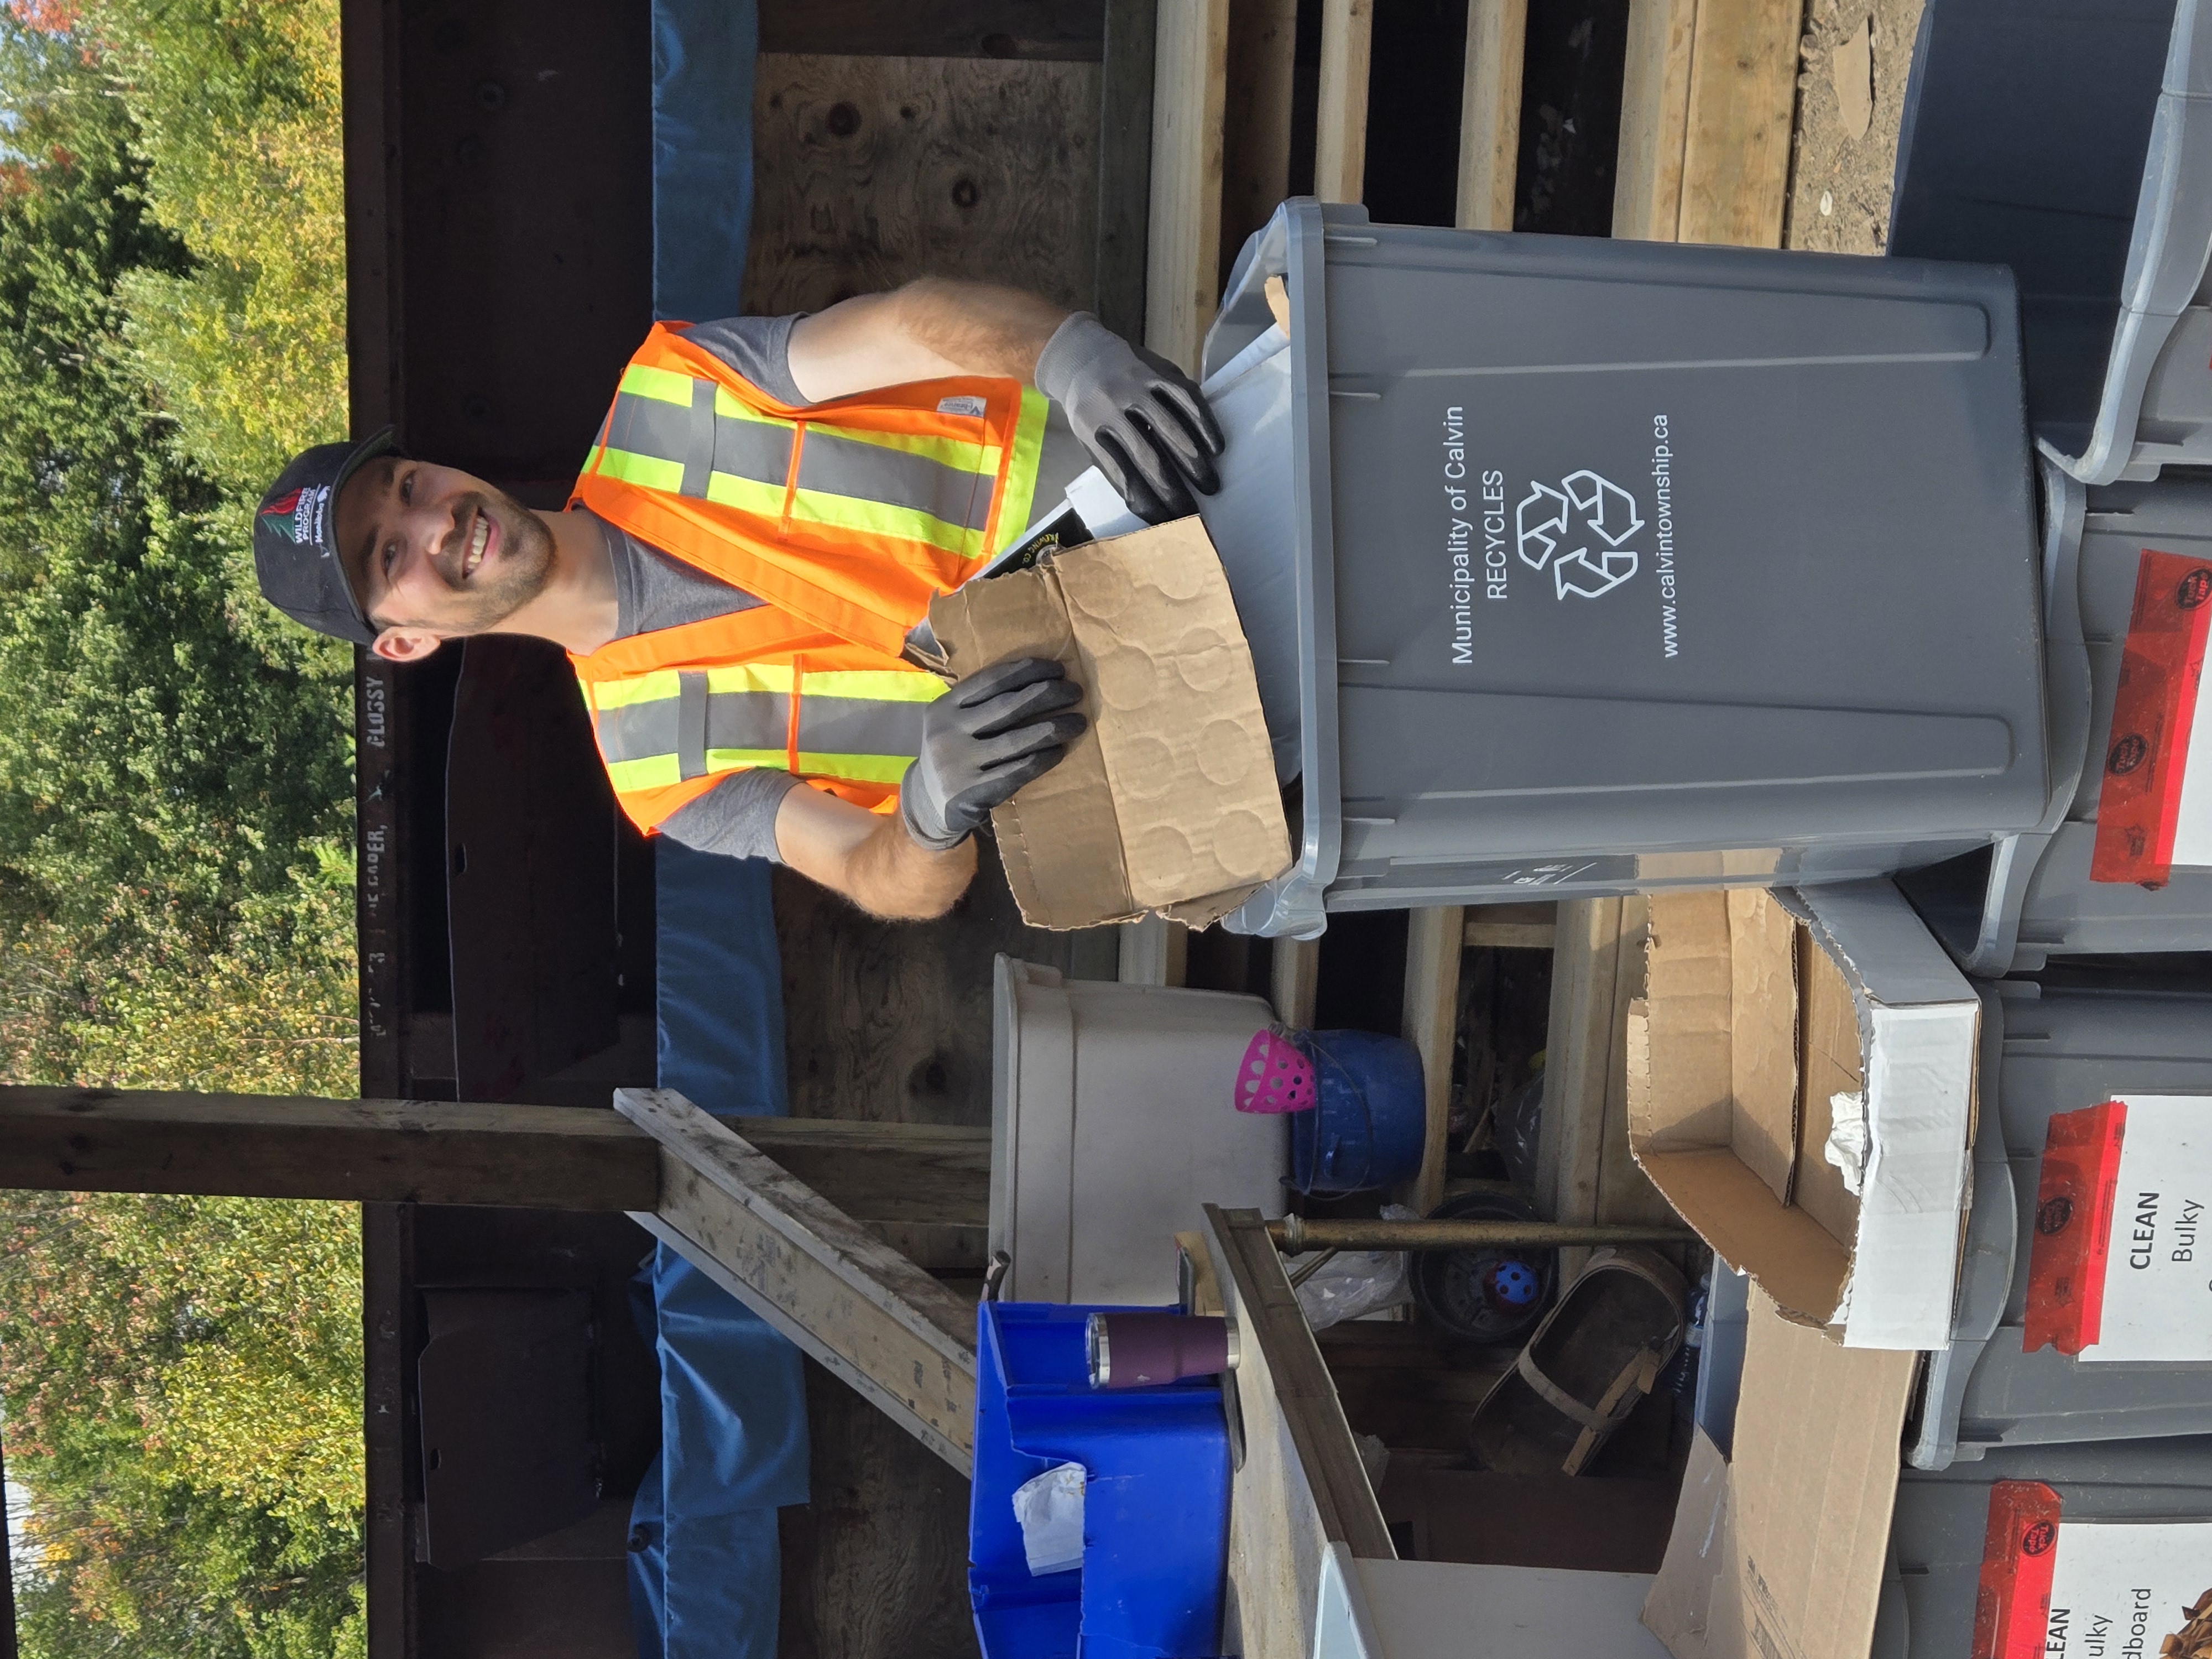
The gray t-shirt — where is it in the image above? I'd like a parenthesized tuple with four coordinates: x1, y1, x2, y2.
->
(589, 314, 1090, 863)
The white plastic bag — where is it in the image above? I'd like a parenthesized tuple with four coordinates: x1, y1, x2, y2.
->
(1292, 1205, 1417, 1330)
(1011, 1461, 1086, 1577)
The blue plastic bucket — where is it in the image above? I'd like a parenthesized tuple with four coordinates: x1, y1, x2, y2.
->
(1287, 1029, 1427, 1194)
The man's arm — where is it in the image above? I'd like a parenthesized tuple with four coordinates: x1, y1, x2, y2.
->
(774, 656, 1086, 920)
(785, 280, 1227, 520)
(774, 785, 977, 921)
(785, 279, 1068, 402)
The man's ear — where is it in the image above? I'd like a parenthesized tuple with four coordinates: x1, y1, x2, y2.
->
(372, 628, 444, 663)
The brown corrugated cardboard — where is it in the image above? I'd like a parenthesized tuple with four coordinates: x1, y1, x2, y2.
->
(1641, 1285, 1917, 1659)
(1626, 881, 1978, 1349)
(927, 518, 1291, 930)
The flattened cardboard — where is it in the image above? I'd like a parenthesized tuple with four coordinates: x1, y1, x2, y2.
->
(928, 518, 1290, 930)
(1627, 881, 1978, 1350)
(1641, 1286, 1917, 1659)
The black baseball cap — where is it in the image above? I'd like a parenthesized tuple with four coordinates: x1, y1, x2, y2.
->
(253, 427, 400, 645)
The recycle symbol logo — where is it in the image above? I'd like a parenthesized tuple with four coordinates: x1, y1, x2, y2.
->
(1515, 469, 1644, 600)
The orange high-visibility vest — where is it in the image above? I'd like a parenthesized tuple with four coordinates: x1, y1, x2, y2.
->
(567, 323, 1050, 833)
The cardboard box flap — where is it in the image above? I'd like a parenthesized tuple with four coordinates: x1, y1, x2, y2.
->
(928, 520, 1290, 931)
(1630, 882, 1978, 1350)
(1641, 1286, 1917, 1659)
(1629, 1147, 1851, 1328)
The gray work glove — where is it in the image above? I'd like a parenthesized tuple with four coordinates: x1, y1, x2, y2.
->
(900, 657, 1088, 851)
(1034, 312, 1225, 523)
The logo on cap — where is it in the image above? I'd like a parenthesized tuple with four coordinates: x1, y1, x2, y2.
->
(262, 484, 332, 550)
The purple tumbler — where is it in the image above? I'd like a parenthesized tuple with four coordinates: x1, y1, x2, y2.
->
(1085, 1312, 1238, 1390)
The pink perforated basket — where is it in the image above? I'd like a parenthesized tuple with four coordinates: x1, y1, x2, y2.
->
(1234, 1026, 1317, 1114)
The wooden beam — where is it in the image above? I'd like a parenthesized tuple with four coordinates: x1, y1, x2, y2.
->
(1614, 0, 1801, 248)
(1532, 898, 1671, 1279)
(0, 1090, 989, 1266)
(1146, 0, 1232, 370)
(615, 1089, 980, 1474)
(1614, 0, 1697, 242)
(1454, 0, 1528, 231)
(1094, 0, 1158, 341)
(0, 1088, 660, 1211)
(1220, 0, 1299, 279)
(1209, 1204, 1392, 1659)
(1313, 0, 1374, 204)
(1462, 901, 1557, 951)
(1400, 907, 1464, 1215)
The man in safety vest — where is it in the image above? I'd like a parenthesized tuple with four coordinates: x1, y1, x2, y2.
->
(251, 283, 1224, 917)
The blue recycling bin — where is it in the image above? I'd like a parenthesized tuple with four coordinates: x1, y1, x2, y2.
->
(969, 1302, 1231, 1659)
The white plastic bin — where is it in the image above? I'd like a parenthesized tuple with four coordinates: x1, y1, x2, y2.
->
(989, 957, 1288, 1304)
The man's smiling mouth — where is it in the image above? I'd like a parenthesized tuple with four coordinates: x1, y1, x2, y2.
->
(462, 512, 491, 578)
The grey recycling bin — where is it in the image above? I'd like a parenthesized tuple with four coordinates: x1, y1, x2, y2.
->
(1891, 0, 2212, 485)
(1872, 1436, 2212, 1659)
(1908, 982, 2212, 1472)
(1206, 199, 2052, 939)
(1901, 466, 2212, 972)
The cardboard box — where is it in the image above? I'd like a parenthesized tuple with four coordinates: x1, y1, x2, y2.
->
(1641, 1285, 1919, 1659)
(927, 518, 1291, 930)
(1626, 881, 1980, 1350)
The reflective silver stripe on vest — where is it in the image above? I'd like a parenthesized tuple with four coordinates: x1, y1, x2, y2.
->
(592, 679, 930, 775)
(606, 390, 796, 493)
(603, 382, 994, 529)
(797, 429, 994, 531)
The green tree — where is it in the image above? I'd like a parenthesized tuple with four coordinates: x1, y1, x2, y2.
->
(0, 1190, 366, 1659)
(0, 7, 366, 1655)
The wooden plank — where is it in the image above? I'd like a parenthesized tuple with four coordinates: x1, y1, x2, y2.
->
(1614, 0, 1801, 248)
(1613, 0, 1698, 241)
(615, 1089, 979, 1474)
(0, 1088, 659, 1210)
(1313, 0, 1375, 204)
(1094, 0, 1159, 341)
(1270, 936, 1321, 1027)
(1676, 0, 1802, 249)
(1463, 900, 1558, 950)
(776, 1358, 978, 1659)
(744, 54, 1102, 317)
(1454, 0, 1528, 231)
(1535, 898, 1625, 1235)
(1146, 0, 1233, 369)
(1209, 1204, 1393, 1659)
(769, 850, 1081, 1130)
(759, 0, 1106, 60)
(1400, 907, 1465, 1215)
(1220, 0, 1300, 279)
(1535, 898, 1671, 1280)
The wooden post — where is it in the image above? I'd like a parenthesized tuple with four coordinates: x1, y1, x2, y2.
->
(1095, 0, 1159, 341)
(614, 1089, 982, 1474)
(1220, 0, 1300, 278)
(1614, 0, 1801, 248)
(1313, 0, 1374, 204)
(1146, 0, 1233, 371)
(1455, 0, 1528, 231)
(1400, 907, 1465, 1215)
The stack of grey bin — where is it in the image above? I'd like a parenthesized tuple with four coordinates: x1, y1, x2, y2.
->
(1884, 3, 2212, 1652)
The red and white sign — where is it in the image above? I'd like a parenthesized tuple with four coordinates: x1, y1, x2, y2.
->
(1976, 1481, 2212, 1659)
(2023, 1095, 2211, 1361)
(2090, 549, 2212, 885)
